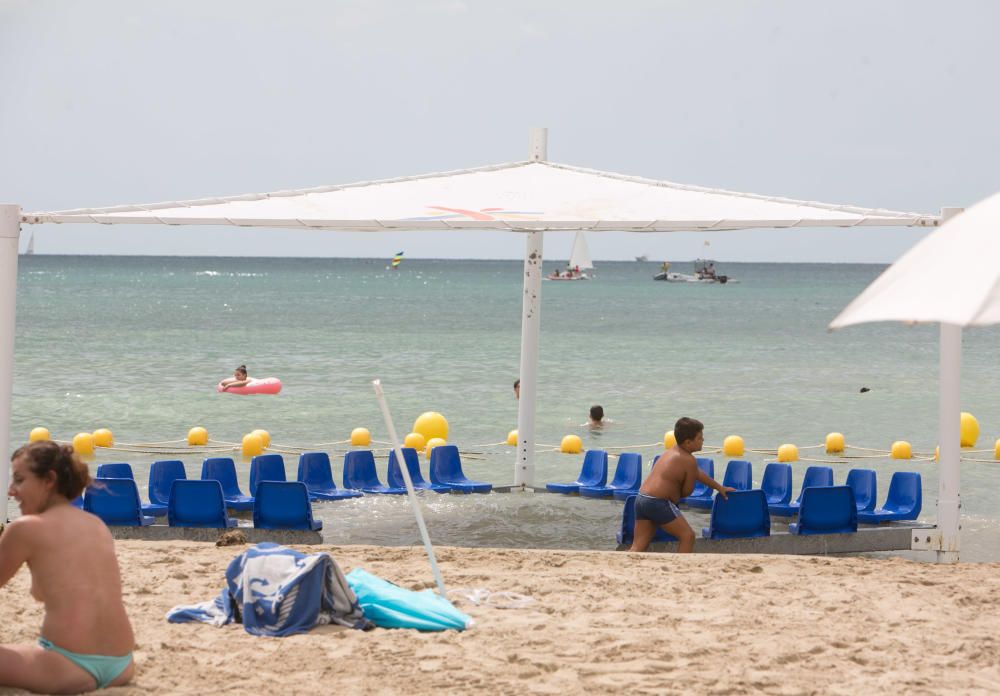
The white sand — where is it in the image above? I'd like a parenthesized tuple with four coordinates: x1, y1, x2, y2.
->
(2, 541, 999, 695)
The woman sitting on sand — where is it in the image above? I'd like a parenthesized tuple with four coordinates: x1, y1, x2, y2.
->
(0, 441, 135, 692)
(218, 364, 251, 391)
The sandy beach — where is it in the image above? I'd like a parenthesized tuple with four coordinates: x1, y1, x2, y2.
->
(0, 541, 998, 695)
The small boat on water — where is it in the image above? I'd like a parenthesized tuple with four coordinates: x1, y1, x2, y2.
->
(635, 253, 648, 262)
(653, 259, 736, 284)
(547, 232, 594, 281)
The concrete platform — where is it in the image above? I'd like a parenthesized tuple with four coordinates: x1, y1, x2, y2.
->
(107, 525, 323, 545)
(616, 523, 937, 555)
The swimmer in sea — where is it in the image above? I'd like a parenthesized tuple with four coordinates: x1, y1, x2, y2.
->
(218, 364, 250, 392)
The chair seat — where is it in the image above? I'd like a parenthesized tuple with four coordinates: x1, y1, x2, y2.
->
(612, 487, 640, 501)
(545, 482, 582, 494)
(142, 502, 168, 517)
(308, 487, 364, 501)
(579, 485, 614, 498)
(767, 502, 800, 517)
(362, 485, 407, 495)
(858, 509, 912, 524)
(680, 494, 713, 509)
(441, 481, 492, 494)
(224, 496, 255, 512)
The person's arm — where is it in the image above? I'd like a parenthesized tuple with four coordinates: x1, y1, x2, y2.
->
(0, 519, 33, 589)
(695, 469, 736, 500)
(226, 379, 251, 389)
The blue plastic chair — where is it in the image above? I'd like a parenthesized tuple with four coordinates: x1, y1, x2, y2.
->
(701, 489, 770, 539)
(95, 462, 166, 517)
(296, 452, 363, 501)
(789, 485, 858, 535)
(679, 457, 715, 508)
(845, 469, 877, 513)
(84, 478, 154, 526)
(344, 450, 400, 494)
(580, 453, 642, 499)
(429, 445, 492, 494)
(761, 462, 792, 506)
(616, 494, 677, 545)
(858, 472, 922, 523)
(249, 453, 287, 495)
(546, 450, 609, 494)
(168, 479, 237, 528)
(722, 460, 753, 491)
(769, 465, 833, 517)
(253, 481, 323, 531)
(148, 460, 187, 508)
(201, 457, 254, 511)
(387, 448, 450, 493)
(71, 496, 84, 509)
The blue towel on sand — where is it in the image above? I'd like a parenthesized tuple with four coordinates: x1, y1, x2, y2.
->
(346, 568, 472, 631)
(167, 543, 372, 635)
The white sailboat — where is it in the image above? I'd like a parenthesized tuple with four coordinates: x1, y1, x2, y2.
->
(24, 233, 34, 255)
(547, 231, 594, 280)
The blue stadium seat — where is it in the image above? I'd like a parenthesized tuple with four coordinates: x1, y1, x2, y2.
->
(96, 462, 166, 517)
(84, 478, 154, 526)
(761, 462, 792, 506)
(148, 460, 187, 509)
(253, 481, 323, 531)
(845, 468, 877, 513)
(296, 452, 363, 501)
(616, 494, 677, 545)
(580, 453, 642, 499)
(701, 489, 770, 539)
(679, 457, 715, 508)
(858, 472, 922, 524)
(387, 448, 450, 493)
(343, 450, 400, 494)
(722, 460, 753, 491)
(249, 453, 287, 495)
(546, 450, 608, 494)
(201, 457, 254, 511)
(769, 465, 833, 517)
(788, 486, 858, 535)
(168, 479, 237, 528)
(71, 496, 84, 508)
(429, 445, 492, 493)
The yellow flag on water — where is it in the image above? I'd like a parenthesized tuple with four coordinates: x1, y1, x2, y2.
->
(390, 251, 404, 269)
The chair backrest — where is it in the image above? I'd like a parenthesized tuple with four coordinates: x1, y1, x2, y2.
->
(706, 490, 770, 539)
(761, 463, 792, 505)
(201, 457, 244, 498)
(168, 479, 231, 527)
(578, 450, 608, 487)
(884, 471, 922, 515)
(343, 450, 383, 489)
(95, 462, 134, 479)
(722, 460, 753, 491)
(619, 494, 638, 545)
(845, 469, 877, 512)
(297, 452, 336, 489)
(690, 457, 715, 496)
(609, 453, 642, 489)
(250, 454, 287, 494)
(387, 448, 426, 488)
(84, 478, 145, 525)
(429, 445, 465, 483)
(253, 481, 318, 530)
(149, 460, 187, 506)
(797, 486, 857, 534)
(795, 466, 834, 503)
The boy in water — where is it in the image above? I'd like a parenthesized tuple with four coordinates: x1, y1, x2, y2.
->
(630, 417, 733, 553)
(588, 405, 605, 429)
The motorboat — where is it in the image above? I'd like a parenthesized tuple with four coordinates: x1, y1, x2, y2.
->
(653, 259, 735, 284)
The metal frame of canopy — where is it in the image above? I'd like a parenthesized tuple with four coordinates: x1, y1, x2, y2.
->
(1, 129, 956, 555)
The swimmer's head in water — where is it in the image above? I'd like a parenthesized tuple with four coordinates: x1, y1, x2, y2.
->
(10, 440, 91, 504)
(235, 365, 247, 379)
(590, 405, 604, 422)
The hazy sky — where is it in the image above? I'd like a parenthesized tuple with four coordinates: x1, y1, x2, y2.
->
(2, 1, 999, 262)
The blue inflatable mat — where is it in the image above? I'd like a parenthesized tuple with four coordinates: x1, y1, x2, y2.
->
(346, 568, 472, 632)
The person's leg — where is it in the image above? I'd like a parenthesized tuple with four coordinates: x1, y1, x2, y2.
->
(629, 519, 658, 552)
(661, 514, 696, 553)
(0, 643, 98, 694)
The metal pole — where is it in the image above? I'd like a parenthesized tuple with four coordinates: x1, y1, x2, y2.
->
(0, 205, 21, 524)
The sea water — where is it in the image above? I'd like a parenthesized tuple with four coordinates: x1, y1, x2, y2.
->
(9, 256, 1000, 560)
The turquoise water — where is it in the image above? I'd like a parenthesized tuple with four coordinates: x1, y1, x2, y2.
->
(10, 256, 1000, 560)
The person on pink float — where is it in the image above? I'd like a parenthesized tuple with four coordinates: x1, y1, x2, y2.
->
(0, 441, 135, 692)
(218, 364, 250, 392)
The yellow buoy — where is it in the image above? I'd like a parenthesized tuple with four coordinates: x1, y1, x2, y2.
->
(425, 437, 447, 459)
(935, 445, 940, 462)
(413, 411, 449, 442)
(663, 431, 676, 449)
(994, 438, 1000, 460)
(72, 432, 95, 456)
(960, 412, 979, 447)
(251, 429, 271, 449)
(404, 432, 426, 451)
(187, 426, 209, 446)
(92, 428, 113, 448)
(506, 429, 518, 446)
(351, 427, 371, 446)
(825, 432, 845, 454)
(777, 444, 798, 463)
(242, 433, 264, 457)
(560, 434, 582, 454)
(722, 435, 744, 457)
(29, 427, 50, 443)
(891, 440, 912, 460)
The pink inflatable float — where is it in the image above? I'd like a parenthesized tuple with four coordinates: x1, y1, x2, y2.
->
(217, 377, 282, 395)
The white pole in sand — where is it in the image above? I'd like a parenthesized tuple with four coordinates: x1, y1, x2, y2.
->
(0, 205, 21, 524)
(372, 379, 447, 597)
(514, 128, 547, 489)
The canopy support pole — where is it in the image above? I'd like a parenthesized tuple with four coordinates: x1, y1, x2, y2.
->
(0, 205, 21, 524)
